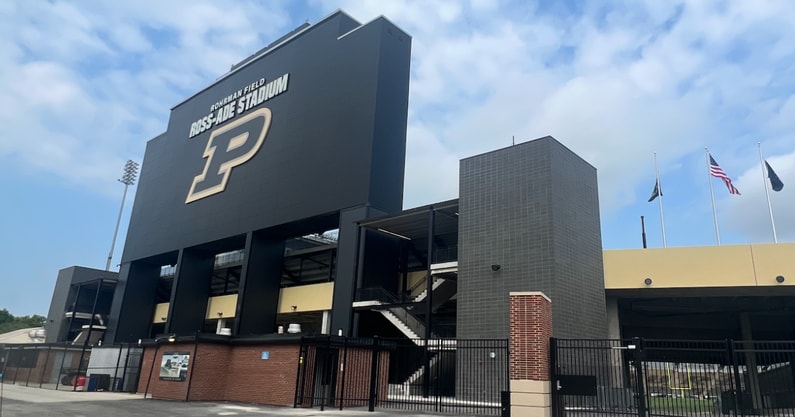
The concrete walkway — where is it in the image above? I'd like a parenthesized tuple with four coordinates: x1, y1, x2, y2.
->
(0, 383, 443, 417)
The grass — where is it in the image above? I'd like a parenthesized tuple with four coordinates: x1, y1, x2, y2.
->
(646, 396, 716, 413)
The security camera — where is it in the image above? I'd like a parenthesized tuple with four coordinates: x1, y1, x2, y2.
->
(491, 264, 501, 272)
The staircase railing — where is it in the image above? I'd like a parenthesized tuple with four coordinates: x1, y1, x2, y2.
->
(355, 287, 432, 338)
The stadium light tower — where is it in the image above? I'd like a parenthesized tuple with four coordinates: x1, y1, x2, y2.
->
(106, 159, 139, 271)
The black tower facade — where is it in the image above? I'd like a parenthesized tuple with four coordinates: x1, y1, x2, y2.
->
(106, 11, 412, 343)
(457, 136, 607, 339)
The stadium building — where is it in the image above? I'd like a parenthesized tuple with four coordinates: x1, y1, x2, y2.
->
(12, 8, 795, 416)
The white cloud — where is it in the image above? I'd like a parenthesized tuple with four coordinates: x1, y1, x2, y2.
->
(1, 0, 794, 245)
(0, 0, 293, 194)
(725, 151, 795, 242)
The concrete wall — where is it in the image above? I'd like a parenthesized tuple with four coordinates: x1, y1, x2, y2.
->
(604, 242, 795, 289)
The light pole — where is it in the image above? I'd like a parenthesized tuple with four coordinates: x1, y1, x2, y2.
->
(106, 160, 139, 271)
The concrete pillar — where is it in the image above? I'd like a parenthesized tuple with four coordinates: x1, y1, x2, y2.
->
(509, 292, 553, 417)
(740, 313, 763, 411)
(606, 297, 621, 339)
(606, 297, 626, 388)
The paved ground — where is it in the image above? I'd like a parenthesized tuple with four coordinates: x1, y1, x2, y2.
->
(0, 384, 442, 417)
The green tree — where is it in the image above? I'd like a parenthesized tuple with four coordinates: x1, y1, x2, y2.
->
(0, 310, 46, 334)
(0, 308, 13, 325)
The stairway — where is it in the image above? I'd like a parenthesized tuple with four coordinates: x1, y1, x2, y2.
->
(413, 278, 457, 312)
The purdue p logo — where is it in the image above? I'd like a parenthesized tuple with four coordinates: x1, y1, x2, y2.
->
(185, 108, 272, 204)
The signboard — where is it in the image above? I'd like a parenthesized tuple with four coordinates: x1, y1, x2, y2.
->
(556, 375, 597, 396)
(120, 12, 410, 262)
(159, 352, 190, 381)
(261, 351, 270, 360)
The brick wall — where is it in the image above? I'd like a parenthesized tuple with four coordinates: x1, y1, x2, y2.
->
(334, 346, 389, 408)
(509, 292, 552, 381)
(137, 342, 300, 406)
(137, 343, 195, 400)
(222, 344, 299, 406)
(186, 343, 231, 401)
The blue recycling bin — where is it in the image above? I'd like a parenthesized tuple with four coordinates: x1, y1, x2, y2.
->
(87, 375, 99, 392)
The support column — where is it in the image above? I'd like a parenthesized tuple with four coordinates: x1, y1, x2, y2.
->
(606, 297, 625, 388)
(509, 292, 553, 417)
(740, 313, 763, 412)
(108, 260, 162, 343)
(423, 206, 435, 398)
(234, 231, 285, 335)
(167, 248, 215, 335)
(606, 297, 621, 339)
(321, 311, 331, 335)
(331, 206, 376, 336)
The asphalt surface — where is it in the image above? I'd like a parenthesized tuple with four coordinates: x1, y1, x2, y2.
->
(0, 383, 442, 417)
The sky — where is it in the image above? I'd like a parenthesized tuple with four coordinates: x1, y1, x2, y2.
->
(1, 0, 794, 316)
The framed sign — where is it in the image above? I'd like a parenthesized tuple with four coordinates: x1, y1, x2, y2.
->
(159, 352, 190, 381)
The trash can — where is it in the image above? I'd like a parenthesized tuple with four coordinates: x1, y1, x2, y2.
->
(74, 375, 87, 391)
(87, 374, 99, 392)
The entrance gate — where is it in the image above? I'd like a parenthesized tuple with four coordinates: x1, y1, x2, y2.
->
(294, 336, 509, 415)
(551, 338, 795, 417)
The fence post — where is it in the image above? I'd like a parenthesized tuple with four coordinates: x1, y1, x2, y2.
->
(143, 343, 160, 399)
(632, 337, 647, 417)
(39, 346, 51, 389)
(728, 339, 743, 417)
(550, 338, 559, 417)
(185, 331, 199, 402)
(1, 369, 4, 417)
(339, 336, 348, 410)
(293, 338, 305, 408)
(54, 346, 68, 390)
(368, 336, 380, 412)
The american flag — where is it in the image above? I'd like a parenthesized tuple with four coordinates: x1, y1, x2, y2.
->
(709, 154, 741, 195)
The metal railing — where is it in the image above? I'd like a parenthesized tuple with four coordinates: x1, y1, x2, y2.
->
(551, 338, 795, 417)
(354, 288, 430, 339)
(295, 336, 508, 415)
(0, 343, 142, 393)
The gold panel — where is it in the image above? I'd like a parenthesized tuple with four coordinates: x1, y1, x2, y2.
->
(153, 303, 169, 323)
(751, 243, 795, 286)
(206, 294, 238, 319)
(407, 271, 426, 297)
(278, 282, 334, 313)
(604, 245, 756, 289)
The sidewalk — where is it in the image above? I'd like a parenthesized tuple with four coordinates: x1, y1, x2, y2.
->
(0, 383, 443, 417)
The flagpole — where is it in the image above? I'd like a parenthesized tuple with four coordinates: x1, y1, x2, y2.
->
(758, 142, 778, 243)
(653, 152, 667, 247)
(705, 147, 721, 245)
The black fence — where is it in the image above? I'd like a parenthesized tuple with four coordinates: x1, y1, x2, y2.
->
(0, 343, 142, 393)
(551, 338, 795, 417)
(295, 336, 509, 416)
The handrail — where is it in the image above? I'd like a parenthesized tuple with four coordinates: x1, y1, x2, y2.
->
(355, 287, 436, 338)
(407, 277, 427, 295)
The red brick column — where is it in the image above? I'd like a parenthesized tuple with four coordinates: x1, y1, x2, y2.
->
(509, 292, 552, 417)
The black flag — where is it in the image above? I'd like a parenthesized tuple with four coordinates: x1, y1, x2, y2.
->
(765, 160, 783, 192)
(648, 181, 662, 202)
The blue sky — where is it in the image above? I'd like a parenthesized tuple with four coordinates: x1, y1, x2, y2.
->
(1, 0, 794, 316)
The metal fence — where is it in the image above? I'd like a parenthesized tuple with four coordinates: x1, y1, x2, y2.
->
(551, 338, 795, 417)
(0, 343, 142, 392)
(295, 336, 509, 416)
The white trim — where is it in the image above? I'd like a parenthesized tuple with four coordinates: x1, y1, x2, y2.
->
(509, 292, 552, 303)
